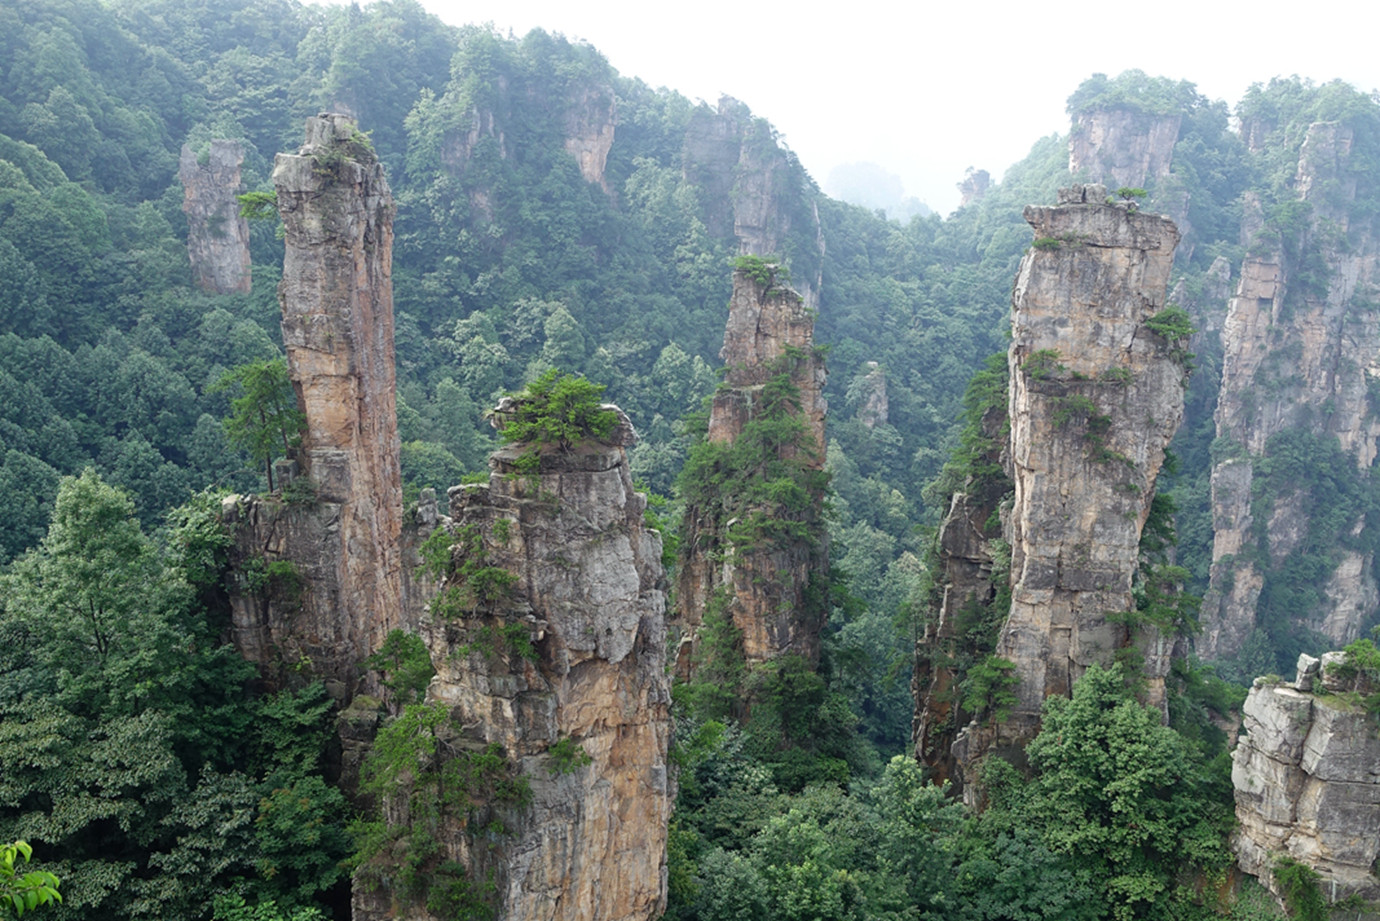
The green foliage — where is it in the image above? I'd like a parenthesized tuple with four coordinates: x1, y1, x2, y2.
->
(961, 655, 1019, 726)
(1067, 71, 1204, 118)
(1022, 665, 1235, 921)
(495, 369, 618, 452)
(236, 192, 279, 222)
(1115, 187, 1149, 200)
(365, 630, 436, 706)
(1022, 348, 1065, 380)
(731, 254, 787, 287)
(1031, 236, 1063, 251)
(674, 594, 746, 723)
(1273, 857, 1327, 921)
(546, 737, 593, 775)
(211, 894, 324, 921)
(211, 359, 304, 493)
(419, 523, 519, 616)
(1, 841, 60, 917)
(352, 703, 529, 914)
(678, 358, 829, 565)
(1145, 305, 1196, 342)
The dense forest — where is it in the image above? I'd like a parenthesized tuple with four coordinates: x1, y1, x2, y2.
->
(2, 0, 1380, 918)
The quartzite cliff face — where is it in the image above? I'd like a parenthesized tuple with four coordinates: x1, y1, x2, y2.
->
(1201, 121, 1380, 661)
(1232, 653, 1380, 902)
(179, 139, 252, 295)
(224, 114, 406, 699)
(683, 98, 825, 308)
(675, 265, 828, 678)
(369, 407, 670, 921)
(940, 185, 1185, 790)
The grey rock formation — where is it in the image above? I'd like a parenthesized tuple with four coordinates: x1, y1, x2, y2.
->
(225, 115, 406, 700)
(676, 265, 828, 678)
(683, 97, 825, 307)
(179, 139, 252, 294)
(950, 185, 1185, 791)
(1232, 654, 1380, 902)
(1069, 109, 1181, 191)
(1201, 121, 1380, 660)
(364, 405, 670, 921)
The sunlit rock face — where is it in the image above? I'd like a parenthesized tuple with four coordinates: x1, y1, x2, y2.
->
(950, 184, 1184, 796)
(1232, 653, 1380, 902)
(225, 114, 406, 701)
(179, 139, 252, 294)
(675, 266, 828, 679)
(371, 406, 671, 921)
(1201, 122, 1380, 661)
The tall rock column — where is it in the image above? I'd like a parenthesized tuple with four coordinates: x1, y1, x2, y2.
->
(357, 404, 670, 921)
(675, 262, 828, 679)
(179, 139, 252, 294)
(1201, 121, 1380, 662)
(223, 115, 405, 699)
(953, 185, 1185, 779)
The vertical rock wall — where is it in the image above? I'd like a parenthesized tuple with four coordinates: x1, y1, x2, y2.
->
(683, 97, 825, 308)
(1232, 654, 1380, 902)
(389, 408, 670, 921)
(1068, 109, 1181, 192)
(179, 139, 252, 295)
(911, 403, 1008, 788)
(1201, 122, 1380, 660)
(953, 185, 1184, 778)
(675, 266, 828, 676)
(225, 115, 406, 699)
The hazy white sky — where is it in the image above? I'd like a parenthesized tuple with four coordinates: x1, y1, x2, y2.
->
(333, 0, 1380, 213)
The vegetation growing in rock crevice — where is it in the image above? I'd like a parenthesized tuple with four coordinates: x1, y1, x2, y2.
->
(350, 702, 530, 918)
(678, 349, 829, 559)
(916, 353, 1015, 741)
(1230, 429, 1380, 678)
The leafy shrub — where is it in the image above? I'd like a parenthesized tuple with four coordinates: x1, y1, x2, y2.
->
(1145, 305, 1195, 341)
(546, 737, 593, 775)
(495, 369, 618, 452)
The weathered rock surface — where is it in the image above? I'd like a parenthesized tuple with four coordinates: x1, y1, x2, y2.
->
(226, 115, 406, 699)
(683, 97, 824, 307)
(562, 84, 616, 191)
(853, 361, 889, 429)
(953, 185, 1184, 781)
(676, 266, 828, 676)
(1232, 655, 1380, 901)
(384, 408, 670, 921)
(179, 139, 252, 294)
(1201, 121, 1380, 659)
(911, 400, 1008, 789)
(1069, 109, 1180, 192)
(1068, 107, 1194, 263)
(958, 168, 991, 208)
(436, 75, 616, 201)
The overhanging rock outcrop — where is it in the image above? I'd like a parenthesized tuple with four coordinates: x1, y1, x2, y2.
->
(950, 184, 1185, 789)
(1232, 653, 1380, 902)
(224, 114, 406, 699)
(359, 405, 670, 921)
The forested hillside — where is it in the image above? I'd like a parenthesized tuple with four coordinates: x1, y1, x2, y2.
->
(3, 0, 1380, 917)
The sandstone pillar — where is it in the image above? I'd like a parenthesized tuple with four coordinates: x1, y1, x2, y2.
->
(952, 184, 1184, 785)
(179, 139, 252, 294)
(675, 262, 828, 680)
